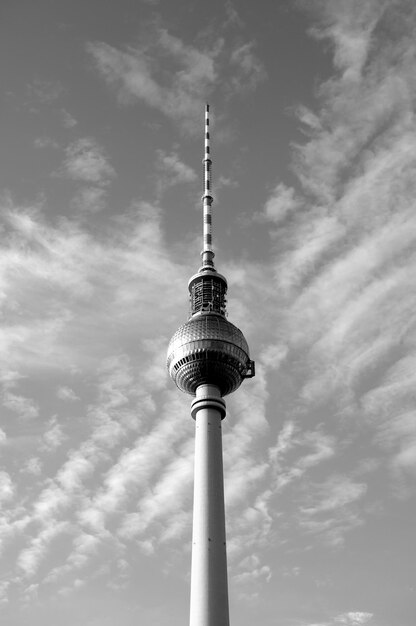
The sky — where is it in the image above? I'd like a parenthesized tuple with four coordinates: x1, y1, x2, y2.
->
(1, 0, 416, 625)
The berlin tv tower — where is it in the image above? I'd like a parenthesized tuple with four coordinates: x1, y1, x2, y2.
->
(167, 104, 255, 626)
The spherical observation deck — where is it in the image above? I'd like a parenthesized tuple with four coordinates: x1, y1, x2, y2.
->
(167, 312, 254, 397)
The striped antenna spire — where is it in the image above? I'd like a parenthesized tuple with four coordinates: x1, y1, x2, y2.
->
(201, 103, 215, 269)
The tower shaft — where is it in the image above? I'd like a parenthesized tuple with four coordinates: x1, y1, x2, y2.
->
(190, 385, 229, 626)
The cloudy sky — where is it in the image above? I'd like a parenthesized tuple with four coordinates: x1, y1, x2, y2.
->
(1, 1, 416, 625)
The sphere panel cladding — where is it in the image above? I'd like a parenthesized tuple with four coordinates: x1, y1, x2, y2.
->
(167, 313, 251, 396)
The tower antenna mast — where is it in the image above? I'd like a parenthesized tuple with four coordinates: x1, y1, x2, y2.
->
(202, 103, 214, 269)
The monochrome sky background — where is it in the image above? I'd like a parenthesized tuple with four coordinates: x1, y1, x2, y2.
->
(1, 1, 416, 625)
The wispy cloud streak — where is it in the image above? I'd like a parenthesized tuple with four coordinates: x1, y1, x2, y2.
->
(87, 24, 265, 132)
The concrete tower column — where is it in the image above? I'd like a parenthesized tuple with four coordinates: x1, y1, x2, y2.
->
(190, 384, 229, 626)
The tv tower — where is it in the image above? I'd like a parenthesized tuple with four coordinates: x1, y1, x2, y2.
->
(167, 104, 255, 626)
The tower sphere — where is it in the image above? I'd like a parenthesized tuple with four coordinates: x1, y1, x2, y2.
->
(167, 312, 252, 396)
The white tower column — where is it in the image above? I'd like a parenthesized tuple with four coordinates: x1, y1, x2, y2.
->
(190, 384, 229, 626)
